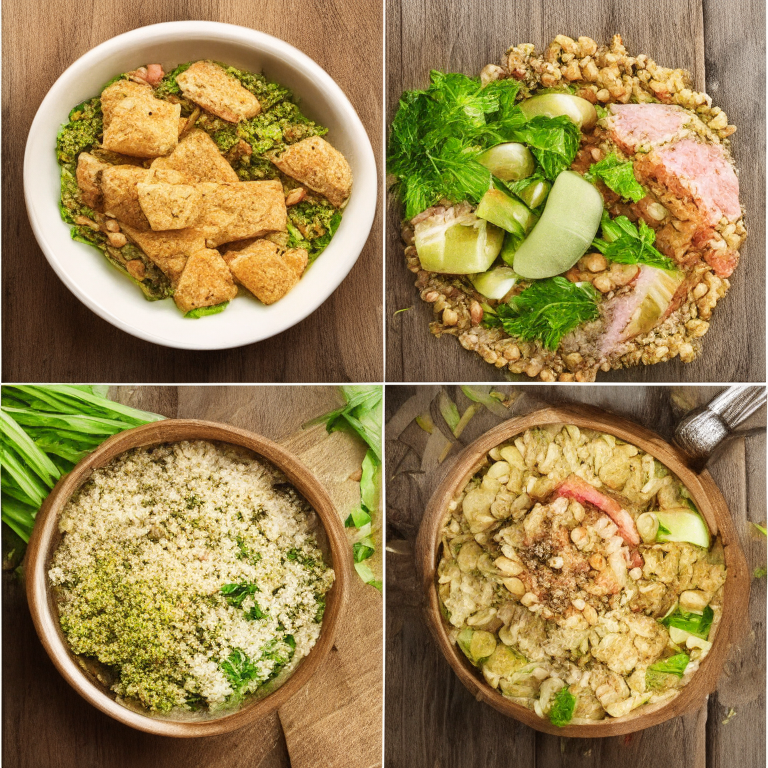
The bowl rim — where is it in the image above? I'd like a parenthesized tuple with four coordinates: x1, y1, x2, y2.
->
(25, 419, 350, 737)
(23, 20, 378, 350)
(415, 403, 750, 738)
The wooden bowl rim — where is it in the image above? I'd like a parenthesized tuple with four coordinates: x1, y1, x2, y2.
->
(415, 404, 750, 738)
(25, 419, 350, 738)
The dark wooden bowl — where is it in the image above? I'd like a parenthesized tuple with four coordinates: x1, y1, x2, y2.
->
(415, 404, 750, 737)
(25, 419, 350, 737)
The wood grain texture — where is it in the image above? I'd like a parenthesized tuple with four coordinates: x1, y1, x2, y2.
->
(385, 0, 765, 383)
(2, 0, 383, 383)
(385, 385, 765, 767)
(2, 386, 383, 767)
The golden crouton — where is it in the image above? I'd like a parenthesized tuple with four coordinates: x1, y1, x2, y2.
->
(229, 240, 308, 305)
(196, 181, 287, 247)
(101, 166, 151, 230)
(137, 183, 203, 231)
(101, 80, 180, 158)
(173, 248, 238, 313)
(150, 130, 239, 183)
(176, 61, 261, 123)
(271, 136, 352, 207)
(75, 153, 110, 210)
(121, 224, 206, 283)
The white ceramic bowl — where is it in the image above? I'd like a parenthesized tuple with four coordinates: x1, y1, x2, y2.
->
(24, 21, 377, 350)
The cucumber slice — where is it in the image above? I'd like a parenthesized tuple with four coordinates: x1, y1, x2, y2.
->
(520, 93, 598, 130)
(656, 509, 711, 549)
(471, 266, 518, 299)
(476, 189, 535, 236)
(518, 179, 551, 209)
(512, 171, 604, 279)
(415, 213, 505, 274)
(477, 143, 535, 181)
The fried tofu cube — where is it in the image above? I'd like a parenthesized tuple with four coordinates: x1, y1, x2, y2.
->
(75, 153, 110, 210)
(121, 225, 206, 283)
(150, 129, 239, 183)
(137, 183, 203, 231)
(197, 181, 287, 247)
(229, 240, 308, 304)
(271, 136, 352, 207)
(101, 166, 151, 230)
(173, 248, 238, 313)
(101, 80, 181, 158)
(176, 61, 261, 123)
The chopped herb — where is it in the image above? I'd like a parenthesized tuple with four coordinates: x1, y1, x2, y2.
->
(485, 277, 600, 350)
(353, 539, 376, 563)
(591, 212, 676, 270)
(583, 153, 647, 202)
(219, 648, 259, 697)
(548, 686, 577, 727)
(646, 653, 690, 690)
(244, 602, 268, 620)
(220, 581, 260, 608)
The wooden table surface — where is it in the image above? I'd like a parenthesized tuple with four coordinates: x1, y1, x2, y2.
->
(2, 386, 383, 768)
(2, 0, 383, 384)
(385, 385, 766, 768)
(385, 0, 766, 383)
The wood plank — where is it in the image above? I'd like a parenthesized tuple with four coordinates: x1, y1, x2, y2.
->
(385, 384, 764, 767)
(386, 0, 764, 383)
(2, 0, 383, 383)
(2, 386, 383, 768)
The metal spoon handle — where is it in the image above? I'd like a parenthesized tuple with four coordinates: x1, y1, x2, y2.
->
(673, 385, 766, 465)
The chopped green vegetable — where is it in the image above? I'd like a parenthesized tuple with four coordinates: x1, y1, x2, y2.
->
(219, 648, 259, 697)
(646, 653, 690, 690)
(185, 302, 229, 318)
(660, 605, 714, 640)
(353, 539, 375, 562)
(485, 277, 600, 350)
(548, 686, 577, 727)
(244, 602, 267, 620)
(583, 153, 647, 202)
(751, 522, 767, 536)
(592, 212, 676, 270)
(460, 386, 510, 418)
(438, 390, 461, 432)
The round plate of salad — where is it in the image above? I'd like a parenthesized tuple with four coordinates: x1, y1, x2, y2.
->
(388, 34, 744, 381)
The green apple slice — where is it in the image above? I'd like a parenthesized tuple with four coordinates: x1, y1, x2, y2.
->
(414, 212, 504, 274)
(520, 93, 598, 130)
(656, 509, 711, 549)
(512, 170, 604, 279)
(471, 266, 518, 299)
(476, 143, 535, 181)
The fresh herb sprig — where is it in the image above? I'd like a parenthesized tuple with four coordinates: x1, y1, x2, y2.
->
(591, 212, 676, 270)
(548, 686, 577, 727)
(485, 277, 600, 350)
(584, 153, 647, 202)
(305, 387, 382, 589)
(387, 71, 580, 219)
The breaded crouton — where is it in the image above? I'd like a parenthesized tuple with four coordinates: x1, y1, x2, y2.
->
(150, 130, 239, 183)
(173, 248, 238, 313)
(137, 183, 203, 231)
(196, 181, 287, 247)
(229, 240, 308, 304)
(176, 61, 261, 123)
(121, 224, 206, 283)
(101, 166, 151, 230)
(75, 153, 110, 210)
(101, 80, 180, 158)
(271, 136, 352, 207)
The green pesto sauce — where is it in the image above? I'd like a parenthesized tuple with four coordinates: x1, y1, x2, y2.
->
(56, 61, 343, 304)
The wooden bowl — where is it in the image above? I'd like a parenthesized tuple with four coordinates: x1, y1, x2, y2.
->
(416, 404, 750, 738)
(25, 419, 350, 737)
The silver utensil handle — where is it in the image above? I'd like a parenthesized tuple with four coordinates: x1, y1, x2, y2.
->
(674, 386, 766, 464)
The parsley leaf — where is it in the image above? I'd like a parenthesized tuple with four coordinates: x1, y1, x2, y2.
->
(221, 581, 260, 608)
(661, 605, 714, 639)
(485, 277, 600, 350)
(509, 115, 581, 180)
(219, 648, 259, 696)
(548, 686, 577, 727)
(244, 602, 268, 620)
(584, 153, 647, 202)
(591, 213, 676, 270)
